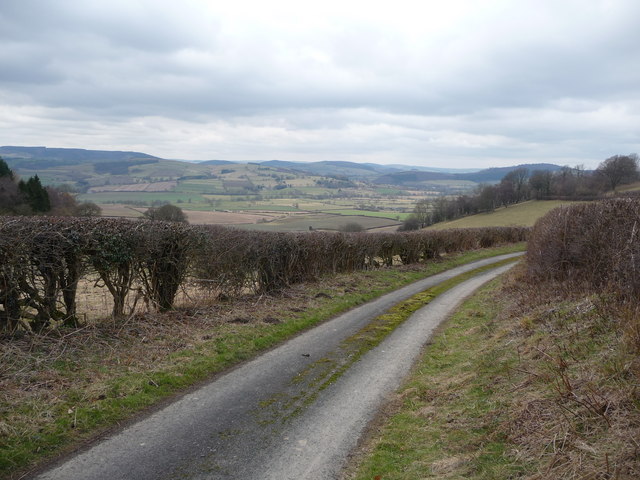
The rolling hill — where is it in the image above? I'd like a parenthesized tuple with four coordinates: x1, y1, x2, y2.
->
(373, 163, 565, 186)
(0, 146, 565, 188)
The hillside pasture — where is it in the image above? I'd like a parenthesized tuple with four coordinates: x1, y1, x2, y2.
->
(318, 209, 410, 220)
(427, 200, 583, 229)
(88, 181, 177, 193)
(81, 191, 206, 205)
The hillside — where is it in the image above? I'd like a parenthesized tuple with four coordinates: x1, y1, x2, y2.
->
(0, 146, 158, 167)
(373, 162, 565, 186)
(425, 200, 583, 229)
(0, 146, 567, 231)
(1, 146, 563, 188)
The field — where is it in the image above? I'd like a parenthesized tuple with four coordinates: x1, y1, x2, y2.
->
(426, 199, 584, 229)
(88, 181, 177, 193)
(98, 198, 577, 232)
(27, 158, 450, 231)
(81, 165, 427, 231)
(25, 153, 592, 232)
(233, 213, 402, 231)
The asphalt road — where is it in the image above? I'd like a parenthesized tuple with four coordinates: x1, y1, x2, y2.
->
(32, 253, 521, 480)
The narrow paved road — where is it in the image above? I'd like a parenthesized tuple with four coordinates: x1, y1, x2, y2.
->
(32, 254, 521, 480)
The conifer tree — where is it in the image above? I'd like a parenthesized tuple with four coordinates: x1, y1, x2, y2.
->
(19, 174, 51, 213)
(0, 157, 14, 179)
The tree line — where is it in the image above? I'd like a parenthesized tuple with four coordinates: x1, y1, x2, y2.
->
(401, 154, 639, 230)
(0, 157, 101, 217)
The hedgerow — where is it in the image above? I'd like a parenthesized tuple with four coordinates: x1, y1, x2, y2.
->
(526, 198, 640, 352)
(527, 198, 640, 297)
(0, 216, 528, 332)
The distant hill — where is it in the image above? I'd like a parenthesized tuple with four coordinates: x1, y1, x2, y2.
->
(196, 160, 237, 165)
(457, 163, 566, 183)
(0, 146, 566, 189)
(0, 146, 158, 168)
(258, 160, 397, 178)
(373, 163, 565, 186)
(1, 148, 471, 180)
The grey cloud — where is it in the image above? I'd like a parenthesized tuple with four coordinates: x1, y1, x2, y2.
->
(0, 0, 638, 168)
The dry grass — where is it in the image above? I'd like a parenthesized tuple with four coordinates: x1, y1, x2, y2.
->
(498, 266, 640, 479)
(184, 210, 277, 225)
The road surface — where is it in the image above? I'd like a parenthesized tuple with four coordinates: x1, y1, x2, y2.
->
(32, 253, 521, 480)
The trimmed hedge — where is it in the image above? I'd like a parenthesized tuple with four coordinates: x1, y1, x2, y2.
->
(0, 216, 528, 331)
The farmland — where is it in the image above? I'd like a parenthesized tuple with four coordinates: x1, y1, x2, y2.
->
(72, 161, 433, 230)
(425, 199, 585, 229)
(2, 146, 581, 232)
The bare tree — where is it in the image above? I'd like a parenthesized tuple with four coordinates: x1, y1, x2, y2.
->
(412, 199, 431, 226)
(529, 170, 552, 199)
(502, 168, 529, 203)
(596, 154, 639, 191)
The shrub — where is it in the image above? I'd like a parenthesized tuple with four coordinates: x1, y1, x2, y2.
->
(144, 204, 188, 223)
(339, 222, 364, 232)
(527, 198, 640, 298)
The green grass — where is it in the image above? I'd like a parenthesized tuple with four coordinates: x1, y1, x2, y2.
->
(79, 191, 207, 204)
(427, 200, 585, 229)
(351, 278, 529, 479)
(0, 244, 525, 478)
(238, 204, 300, 212)
(349, 253, 640, 478)
(373, 187, 409, 195)
(174, 180, 225, 194)
(318, 209, 406, 220)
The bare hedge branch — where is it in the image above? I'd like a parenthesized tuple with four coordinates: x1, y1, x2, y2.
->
(0, 216, 527, 333)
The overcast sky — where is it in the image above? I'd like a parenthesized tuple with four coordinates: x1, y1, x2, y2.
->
(1, 0, 639, 169)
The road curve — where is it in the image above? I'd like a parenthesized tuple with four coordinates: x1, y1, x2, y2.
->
(31, 254, 521, 480)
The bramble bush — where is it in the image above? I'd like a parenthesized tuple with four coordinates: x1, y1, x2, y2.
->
(0, 216, 528, 332)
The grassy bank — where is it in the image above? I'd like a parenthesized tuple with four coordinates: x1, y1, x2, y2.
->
(0, 244, 524, 479)
(346, 266, 640, 479)
(426, 200, 583, 230)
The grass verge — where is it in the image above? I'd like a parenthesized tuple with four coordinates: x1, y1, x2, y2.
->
(0, 243, 525, 479)
(346, 277, 526, 479)
(345, 264, 640, 479)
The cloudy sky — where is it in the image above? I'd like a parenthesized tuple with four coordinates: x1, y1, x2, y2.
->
(1, 0, 639, 169)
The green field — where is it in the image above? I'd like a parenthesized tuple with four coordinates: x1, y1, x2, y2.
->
(318, 209, 408, 220)
(427, 200, 584, 229)
(80, 191, 207, 205)
(64, 158, 476, 229)
(235, 214, 401, 231)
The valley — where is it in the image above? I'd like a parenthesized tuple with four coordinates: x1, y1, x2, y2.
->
(0, 146, 565, 231)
